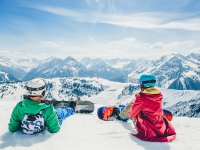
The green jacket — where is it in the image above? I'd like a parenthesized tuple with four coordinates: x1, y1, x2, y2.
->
(8, 99, 60, 133)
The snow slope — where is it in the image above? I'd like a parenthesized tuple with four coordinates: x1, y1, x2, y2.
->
(0, 78, 200, 150)
(0, 101, 200, 150)
(0, 71, 18, 83)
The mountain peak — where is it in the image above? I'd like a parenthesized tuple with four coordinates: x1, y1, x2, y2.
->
(43, 57, 62, 64)
(187, 52, 200, 57)
(64, 56, 76, 62)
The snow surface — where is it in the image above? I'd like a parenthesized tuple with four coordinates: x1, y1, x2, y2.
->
(0, 101, 200, 150)
(0, 78, 200, 150)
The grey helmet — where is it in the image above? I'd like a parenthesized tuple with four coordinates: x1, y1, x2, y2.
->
(25, 78, 46, 97)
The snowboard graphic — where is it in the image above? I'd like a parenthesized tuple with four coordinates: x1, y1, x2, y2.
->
(97, 105, 129, 122)
(42, 100, 95, 114)
(163, 109, 173, 121)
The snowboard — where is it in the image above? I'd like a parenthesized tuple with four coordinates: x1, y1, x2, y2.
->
(42, 100, 95, 114)
(97, 106, 173, 121)
(97, 105, 129, 122)
(163, 109, 173, 121)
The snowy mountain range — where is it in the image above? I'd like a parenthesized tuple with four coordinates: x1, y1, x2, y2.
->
(0, 56, 26, 81)
(0, 71, 18, 83)
(81, 58, 125, 81)
(0, 53, 199, 90)
(128, 53, 200, 90)
(23, 57, 93, 80)
(15, 58, 41, 72)
(186, 53, 200, 64)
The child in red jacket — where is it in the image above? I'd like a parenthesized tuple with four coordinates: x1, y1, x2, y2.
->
(129, 74, 176, 142)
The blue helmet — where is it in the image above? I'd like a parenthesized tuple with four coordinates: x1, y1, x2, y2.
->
(139, 74, 156, 88)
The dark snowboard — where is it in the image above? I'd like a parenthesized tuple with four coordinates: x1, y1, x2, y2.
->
(75, 100, 95, 113)
(42, 100, 95, 114)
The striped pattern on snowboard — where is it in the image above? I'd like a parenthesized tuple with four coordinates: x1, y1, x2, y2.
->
(75, 101, 95, 113)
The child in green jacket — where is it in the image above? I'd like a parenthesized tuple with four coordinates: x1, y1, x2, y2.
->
(8, 78, 74, 134)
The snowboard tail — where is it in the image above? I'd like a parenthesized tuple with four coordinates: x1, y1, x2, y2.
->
(75, 101, 95, 113)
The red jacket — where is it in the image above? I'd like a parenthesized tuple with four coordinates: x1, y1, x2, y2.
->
(129, 88, 176, 142)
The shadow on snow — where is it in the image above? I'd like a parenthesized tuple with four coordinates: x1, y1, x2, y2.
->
(0, 131, 52, 149)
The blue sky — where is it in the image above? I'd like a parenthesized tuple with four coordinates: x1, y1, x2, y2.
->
(0, 0, 200, 59)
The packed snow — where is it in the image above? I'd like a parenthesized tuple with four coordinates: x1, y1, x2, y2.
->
(0, 78, 200, 150)
(0, 101, 200, 150)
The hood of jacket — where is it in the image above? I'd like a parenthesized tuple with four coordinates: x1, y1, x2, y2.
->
(21, 99, 50, 114)
(141, 87, 161, 95)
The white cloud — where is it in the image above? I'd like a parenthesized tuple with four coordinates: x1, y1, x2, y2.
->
(109, 38, 200, 58)
(41, 41, 60, 48)
(162, 18, 200, 31)
(1, 38, 199, 59)
(35, 5, 80, 18)
(70, 38, 200, 59)
(86, 0, 100, 6)
(0, 49, 50, 60)
(32, 5, 200, 31)
(0, 50, 25, 58)
(50, 38, 199, 59)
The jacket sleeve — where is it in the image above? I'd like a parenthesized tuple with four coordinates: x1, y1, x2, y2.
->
(45, 105, 61, 133)
(8, 103, 21, 132)
(129, 94, 143, 119)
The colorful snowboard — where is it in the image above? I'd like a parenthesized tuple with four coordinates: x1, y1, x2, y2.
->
(97, 105, 129, 122)
(97, 106, 173, 121)
(42, 100, 95, 114)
